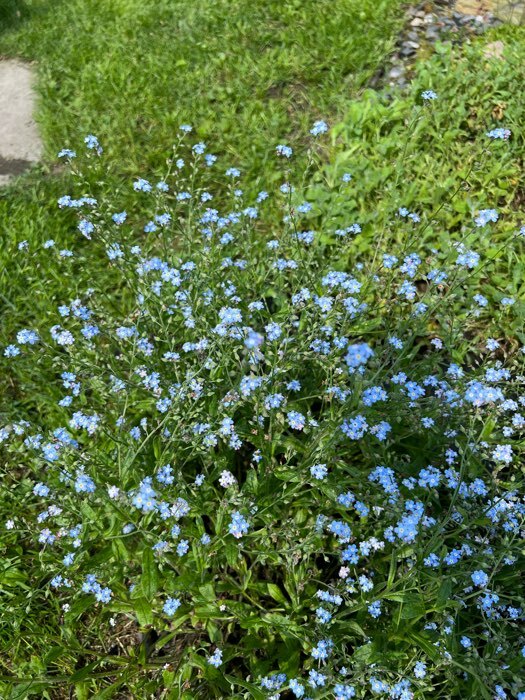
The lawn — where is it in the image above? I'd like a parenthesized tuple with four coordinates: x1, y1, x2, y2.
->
(0, 0, 405, 414)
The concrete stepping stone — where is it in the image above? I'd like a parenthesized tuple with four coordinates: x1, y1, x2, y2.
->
(0, 59, 43, 186)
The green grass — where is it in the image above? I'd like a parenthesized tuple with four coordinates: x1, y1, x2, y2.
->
(310, 25, 525, 342)
(0, 0, 405, 416)
(0, 0, 404, 173)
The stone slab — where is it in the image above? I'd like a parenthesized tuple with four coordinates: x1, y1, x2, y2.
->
(0, 59, 43, 184)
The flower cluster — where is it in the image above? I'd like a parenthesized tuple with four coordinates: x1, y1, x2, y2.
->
(1, 118, 524, 699)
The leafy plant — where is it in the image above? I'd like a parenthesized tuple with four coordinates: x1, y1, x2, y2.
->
(0, 113, 523, 698)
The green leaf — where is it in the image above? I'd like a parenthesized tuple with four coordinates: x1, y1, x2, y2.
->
(69, 661, 99, 683)
(404, 632, 442, 663)
(398, 594, 426, 620)
(111, 537, 129, 562)
(74, 682, 90, 700)
(341, 620, 367, 638)
(67, 596, 94, 619)
(43, 645, 63, 664)
(266, 583, 288, 606)
(96, 681, 126, 699)
(223, 675, 266, 699)
(134, 596, 154, 627)
(11, 682, 48, 698)
(198, 583, 216, 602)
(436, 578, 453, 610)
(141, 547, 158, 600)
(225, 541, 239, 566)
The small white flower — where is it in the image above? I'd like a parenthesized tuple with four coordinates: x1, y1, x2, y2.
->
(219, 470, 236, 488)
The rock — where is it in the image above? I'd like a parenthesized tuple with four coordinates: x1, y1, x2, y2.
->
(425, 26, 441, 40)
(454, 0, 482, 11)
(388, 66, 406, 80)
(369, 0, 518, 92)
(482, 39, 505, 58)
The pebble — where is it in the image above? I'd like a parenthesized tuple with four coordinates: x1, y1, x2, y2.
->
(388, 66, 406, 80)
(372, 0, 502, 90)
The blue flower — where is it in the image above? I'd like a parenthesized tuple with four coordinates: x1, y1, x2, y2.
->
(163, 597, 181, 616)
(289, 679, 305, 697)
(334, 684, 356, 699)
(78, 219, 94, 239)
(112, 211, 127, 225)
(311, 638, 333, 661)
(471, 570, 489, 587)
(492, 444, 513, 463)
(276, 144, 293, 158)
(228, 511, 249, 539)
(287, 411, 305, 430)
(207, 648, 222, 667)
(310, 120, 328, 136)
(368, 600, 382, 618)
(265, 322, 282, 341)
(287, 380, 301, 391)
(424, 553, 440, 568)
(474, 208, 498, 227)
(316, 607, 332, 623)
(345, 343, 373, 369)
(487, 127, 511, 140)
(17, 329, 39, 345)
(176, 540, 189, 556)
(362, 385, 388, 406)
(310, 463, 327, 480)
(74, 471, 96, 493)
(133, 178, 152, 192)
(84, 134, 102, 152)
(264, 393, 285, 410)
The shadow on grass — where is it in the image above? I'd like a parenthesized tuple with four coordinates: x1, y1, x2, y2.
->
(0, 1, 30, 41)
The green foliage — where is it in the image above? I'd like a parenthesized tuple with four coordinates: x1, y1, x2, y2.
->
(327, 27, 525, 215)
(0, 2, 524, 698)
(311, 26, 525, 343)
(0, 125, 523, 698)
(0, 0, 404, 175)
(0, 0, 405, 416)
